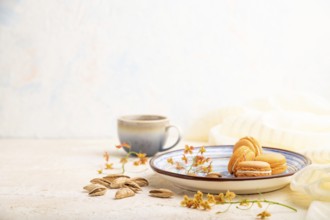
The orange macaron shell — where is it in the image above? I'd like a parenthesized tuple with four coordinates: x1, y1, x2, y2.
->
(271, 164, 287, 175)
(235, 161, 272, 177)
(228, 146, 256, 174)
(254, 153, 287, 175)
(233, 136, 263, 156)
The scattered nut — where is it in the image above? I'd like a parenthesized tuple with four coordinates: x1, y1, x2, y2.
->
(85, 174, 149, 199)
(115, 187, 135, 199)
(83, 183, 98, 192)
(90, 178, 111, 188)
(90, 187, 107, 196)
(109, 177, 130, 189)
(123, 180, 141, 192)
(131, 177, 149, 187)
(149, 188, 174, 198)
(102, 174, 129, 182)
(83, 183, 107, 196)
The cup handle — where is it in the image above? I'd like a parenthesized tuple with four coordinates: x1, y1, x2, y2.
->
(161, 125, 182, 152)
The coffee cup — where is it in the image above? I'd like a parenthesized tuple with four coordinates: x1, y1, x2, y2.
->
(117, 114, 181, 156)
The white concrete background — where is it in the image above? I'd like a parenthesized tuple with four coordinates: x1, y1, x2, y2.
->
(0, 0, 330, 138)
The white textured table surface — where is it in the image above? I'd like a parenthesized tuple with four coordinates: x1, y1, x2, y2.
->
(0, 139, 307, 220)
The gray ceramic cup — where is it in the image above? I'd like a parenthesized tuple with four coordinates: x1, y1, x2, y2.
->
(117, 115, 181, 156)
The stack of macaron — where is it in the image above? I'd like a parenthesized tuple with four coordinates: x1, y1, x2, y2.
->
(227, 137, 262, 174)
(227, 136, 287, 177)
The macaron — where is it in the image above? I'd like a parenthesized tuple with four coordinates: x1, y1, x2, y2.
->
(254, 153, 287, 175)
(228, 146, 256, 174)
(233, 136, 263, 156)
(235, 161, 272, 177)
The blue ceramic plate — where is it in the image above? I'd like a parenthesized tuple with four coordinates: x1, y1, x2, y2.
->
(150, 145, 311, 194)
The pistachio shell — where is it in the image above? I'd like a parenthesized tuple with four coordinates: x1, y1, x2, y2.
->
(83, 183, 107, 196)
(89, 187, 107, 196)
(83, 183, 99, 192)
(131, 177, 149, 187)
(149, 188, 174, 198)
(110, 177, 130, 189)
(90, 178, 111, 188)
(102, 174, 129, 182)
(123, 180, 141, 192)
(115, 187, 135, 199)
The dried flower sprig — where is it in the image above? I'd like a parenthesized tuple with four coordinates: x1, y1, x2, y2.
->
(115, 143, 148, 174)
(257, 210, 271, 219)
(181, 191, 296, 219)
(97, 152, 114, 174)
(103, 151, 114, 170)
(98, 144, 148, 174)
(167, 145, 213, 175)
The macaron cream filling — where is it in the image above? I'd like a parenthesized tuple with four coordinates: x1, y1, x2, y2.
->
(236, 170, 271, 175)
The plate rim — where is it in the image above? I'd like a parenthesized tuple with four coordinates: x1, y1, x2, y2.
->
(149, 145, 312, 182)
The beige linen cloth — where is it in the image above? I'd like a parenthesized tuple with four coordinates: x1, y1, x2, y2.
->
(187, 92, 330, 219)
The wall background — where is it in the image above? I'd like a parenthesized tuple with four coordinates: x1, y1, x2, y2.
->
(1, 0, 330, 139)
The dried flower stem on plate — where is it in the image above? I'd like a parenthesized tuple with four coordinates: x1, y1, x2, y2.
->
(167, 145, 213, 176)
